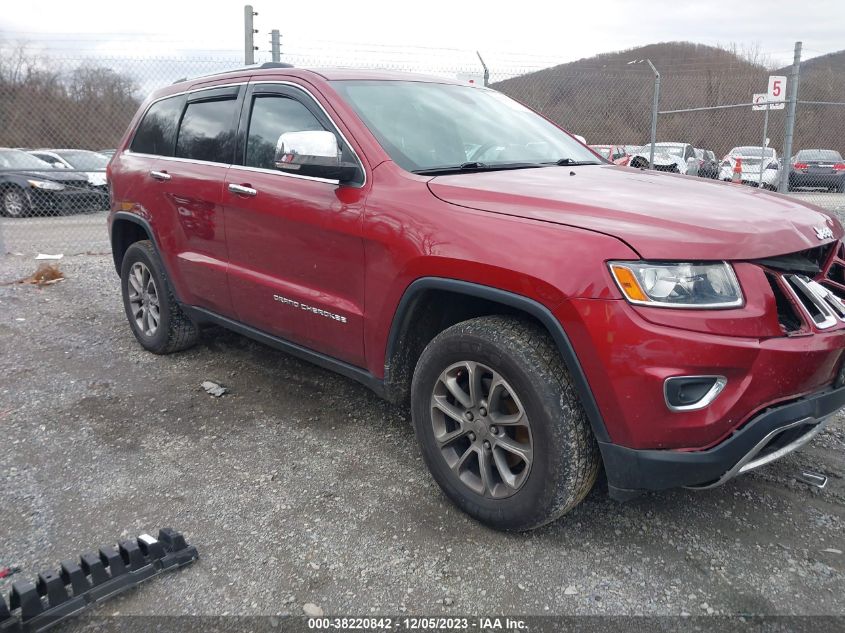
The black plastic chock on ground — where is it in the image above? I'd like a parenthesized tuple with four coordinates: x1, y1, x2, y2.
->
(0, 528, 198, 632)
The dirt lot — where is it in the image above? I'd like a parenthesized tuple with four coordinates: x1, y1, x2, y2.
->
(1, 254, 844, 622)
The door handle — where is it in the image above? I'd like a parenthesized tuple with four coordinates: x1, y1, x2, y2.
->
(228, 183, 257, 197)
(149, 170, 171, 181)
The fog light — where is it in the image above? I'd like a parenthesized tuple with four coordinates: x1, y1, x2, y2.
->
(664, 375, 727, 412)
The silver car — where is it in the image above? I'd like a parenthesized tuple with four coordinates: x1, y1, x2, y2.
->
(629, 142, 699, 176)
(718, 146, 781, 190)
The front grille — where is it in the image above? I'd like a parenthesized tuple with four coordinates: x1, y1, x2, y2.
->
(756, 241, 845, 334)
(766, 273, 802, 333)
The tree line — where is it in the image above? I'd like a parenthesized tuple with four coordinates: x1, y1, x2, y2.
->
(0, 41, 140, 151)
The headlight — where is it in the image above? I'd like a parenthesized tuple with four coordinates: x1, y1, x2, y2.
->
(27, 179, 65, 191)
(608, 261, 743, 308)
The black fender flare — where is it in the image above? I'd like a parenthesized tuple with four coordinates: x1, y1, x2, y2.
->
(109, 211, 159, 274)
(385, 277, 611, 443)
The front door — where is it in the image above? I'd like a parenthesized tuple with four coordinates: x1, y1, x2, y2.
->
(223, 81, 368, 367)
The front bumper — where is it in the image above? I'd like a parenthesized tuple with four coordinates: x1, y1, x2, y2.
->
(28, 188, 107, 215)
(600, 384, 845, 498)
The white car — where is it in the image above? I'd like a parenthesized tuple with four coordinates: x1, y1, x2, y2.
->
(29, 149, 109, 189)
(628, 142, 699, 176)
(718, 146, 781, 190)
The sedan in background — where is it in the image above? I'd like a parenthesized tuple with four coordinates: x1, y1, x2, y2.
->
(719, 146, 781, 190)
(629, 142, 699, 175)
(29, 149, 110, 209)
(0, 148, 101, 217)
(694, 148, 719, 178)
(789, 149, 845, 192)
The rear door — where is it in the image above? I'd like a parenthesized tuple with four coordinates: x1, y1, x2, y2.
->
(223, 81, 368, 367)
(152, 85, 243, 316)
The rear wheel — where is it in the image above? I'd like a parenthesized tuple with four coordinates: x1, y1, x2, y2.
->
(1, 187, 30, 218)
(120, 240, 199, 354)
(411, 316, 600, 531)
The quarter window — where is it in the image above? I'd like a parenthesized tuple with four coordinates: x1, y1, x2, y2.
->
(130, 96, 184, 156)
(175, 98, 238, 163)
(245, 95, 326, 170)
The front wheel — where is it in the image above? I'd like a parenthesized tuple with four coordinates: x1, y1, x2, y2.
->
(1, 187, 30, 218)
(411, 316, 600, 531)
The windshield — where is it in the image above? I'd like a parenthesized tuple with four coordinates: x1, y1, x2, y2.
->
(796, 149, 842, 161)
(0, 149, 54, 169)
(731, 146, 774, 157)
(56, 150, 109, 170)
(331, 80, 599, 172)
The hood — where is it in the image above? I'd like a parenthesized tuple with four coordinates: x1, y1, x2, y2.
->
(427, 165, 841, 260)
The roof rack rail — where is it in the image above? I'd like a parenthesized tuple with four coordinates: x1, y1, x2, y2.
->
(170, 62, 295, 85)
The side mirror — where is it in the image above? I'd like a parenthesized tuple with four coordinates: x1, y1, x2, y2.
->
(274, 130, 360, 183)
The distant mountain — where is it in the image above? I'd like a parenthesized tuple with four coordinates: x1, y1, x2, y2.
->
(493, 42, 844, 158)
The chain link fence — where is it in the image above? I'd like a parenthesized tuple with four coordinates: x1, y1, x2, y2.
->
(1, 39, 843, 256)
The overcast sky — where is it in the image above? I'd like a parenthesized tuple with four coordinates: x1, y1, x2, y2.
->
(1, 0, 842, 74)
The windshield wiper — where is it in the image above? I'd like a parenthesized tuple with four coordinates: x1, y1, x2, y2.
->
(413, 161, 542, 176)
(547, 158, 602, 166)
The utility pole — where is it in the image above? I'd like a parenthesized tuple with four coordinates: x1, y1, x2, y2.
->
(645, 59, 660, 170)
(778, 41, 802, 193)
(270, 29, 281, 63)
(244, 5, 258, 65)
(627, 59, 660, 169)
(476, 51, 490, 87)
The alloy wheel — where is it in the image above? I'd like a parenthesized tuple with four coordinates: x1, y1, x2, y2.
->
(127, 262, 160, 337)
(3, 189, 26, 218)
(430, 361, 533, 499)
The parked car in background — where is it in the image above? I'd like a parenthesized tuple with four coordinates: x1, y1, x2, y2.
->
(694, 148, 719, 179)
(29, 149, 110, 209)
(719, 146, 781, 190)
(589, 144, 629, 164)
(98, 149, 116, 157)
(0, 148, 99, 217)
(629, 142, 699, 175)
(29, 149, 109, 186)
(789, 149, 845, 192)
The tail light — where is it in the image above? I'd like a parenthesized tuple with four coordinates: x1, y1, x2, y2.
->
(794, 162, 808, 169)
(834, 163, 845, 171)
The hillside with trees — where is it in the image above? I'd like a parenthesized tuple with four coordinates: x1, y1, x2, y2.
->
(493, 42, 845, 158)
(0, 41, 140, 150)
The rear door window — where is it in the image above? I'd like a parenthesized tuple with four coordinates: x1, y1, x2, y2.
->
(130, 95, 185, 156)
(175, 97, 238, 164)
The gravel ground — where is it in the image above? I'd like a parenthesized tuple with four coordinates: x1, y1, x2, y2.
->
(1, 254, 844, 623)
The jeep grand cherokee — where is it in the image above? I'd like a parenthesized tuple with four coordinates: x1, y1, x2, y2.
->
(107, 65, 845, 530)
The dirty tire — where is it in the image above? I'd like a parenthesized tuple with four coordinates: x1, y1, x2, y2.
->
(411, 316, 600, 531)
(120, 240, 199, 354)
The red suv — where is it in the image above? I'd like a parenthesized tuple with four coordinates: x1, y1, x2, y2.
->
(108, 65, 845, 530)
